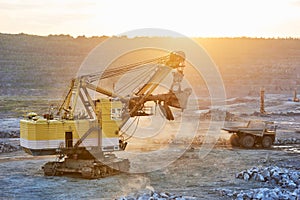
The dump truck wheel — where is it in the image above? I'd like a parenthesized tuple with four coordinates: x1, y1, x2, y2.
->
(262, 136, 273, 148)
(229, 134, 240, 147)
(241, 135, 255, 148)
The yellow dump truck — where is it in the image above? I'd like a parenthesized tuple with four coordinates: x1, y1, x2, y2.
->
(222, 120, 277, 148)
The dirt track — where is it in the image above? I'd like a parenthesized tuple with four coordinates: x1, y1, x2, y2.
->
(0, 141, 299, 199)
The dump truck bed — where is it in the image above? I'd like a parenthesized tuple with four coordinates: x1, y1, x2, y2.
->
(222, 127, 265, 135)
(222, 127, 243, 132)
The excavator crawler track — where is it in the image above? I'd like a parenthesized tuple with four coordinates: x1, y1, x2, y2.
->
(43, 157, 130, 179)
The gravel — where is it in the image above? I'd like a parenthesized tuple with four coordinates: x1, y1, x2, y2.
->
(0, 141, 20, 153)
(219, 166, 300, 199)
(219, 187, 300, 200)
(0, 118, 20, 138)
(117, 191, 198, 200)
(275, 138, 300, 145)
(0, 130, 20, 138)
(235, 166, 300, 188)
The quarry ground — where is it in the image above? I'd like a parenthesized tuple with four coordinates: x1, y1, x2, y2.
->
(0, 95, 300, 199)
(0, 143, 299, 199)
(0, 36, 299, 199)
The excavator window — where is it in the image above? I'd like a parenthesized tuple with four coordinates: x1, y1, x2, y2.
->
(111, 108, 122, 121)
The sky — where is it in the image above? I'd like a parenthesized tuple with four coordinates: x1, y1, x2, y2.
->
(0, 0, 300, 38)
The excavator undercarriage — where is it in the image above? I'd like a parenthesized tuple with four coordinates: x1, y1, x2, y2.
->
(43, 147, 130, 179)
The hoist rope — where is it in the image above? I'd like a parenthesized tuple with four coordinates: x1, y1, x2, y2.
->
(124, 116, 140, 141)
(79, 55, 168, 82)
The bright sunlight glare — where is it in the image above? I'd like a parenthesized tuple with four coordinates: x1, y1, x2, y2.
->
(0, 0, 299, 37)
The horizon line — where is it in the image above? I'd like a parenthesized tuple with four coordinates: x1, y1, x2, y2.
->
(1, 32, 300, 40)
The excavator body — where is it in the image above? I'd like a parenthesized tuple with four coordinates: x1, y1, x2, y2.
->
(19, 51, 191, 178)
(20, 99, 122, 156)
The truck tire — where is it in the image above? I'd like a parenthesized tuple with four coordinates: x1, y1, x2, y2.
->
(262, 136, 273, 148)
(241, 135, 255, 148)
(229, 134, 240, 147)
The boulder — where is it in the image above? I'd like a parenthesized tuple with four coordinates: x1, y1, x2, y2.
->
(243, 172, 250, 181)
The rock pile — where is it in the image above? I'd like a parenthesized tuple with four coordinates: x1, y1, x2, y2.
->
(0, 130, 20, 138)
(117, 191, 197, 200)
(219, 187, 300, 200)
(236, 166, 300, 188)
(272, 112, 300, 117)
(170, 135, 229, 146)
(0, 142, 20, 153)
(200, 109, 236, 121)
(0, 118, 20, 139)
(274, 138, 300, 145)
(252, 111, 300, 117)
(219, 166, 300, 199)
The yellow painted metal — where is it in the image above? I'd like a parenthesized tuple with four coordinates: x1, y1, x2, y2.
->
(100, 99, 122, 138)
(20, 99, 122, 150)
(20, 119, 98, 141)
(136, 65, 171, 95)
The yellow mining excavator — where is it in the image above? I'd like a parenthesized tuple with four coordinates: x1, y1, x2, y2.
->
(20, 51, 191, 178)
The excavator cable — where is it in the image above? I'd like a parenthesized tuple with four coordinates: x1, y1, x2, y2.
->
(124, 116, 140, 141)
(100, 56, 167, 79)
(114, 65, 152, 93)
(119, 116, 138, 137)
(114, 64, 157, 94)
(80, 55, 168, 82)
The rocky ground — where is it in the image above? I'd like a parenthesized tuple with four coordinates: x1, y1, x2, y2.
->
(226, 165, 300, 199)
(0, 35, 299, 199)
(0, 95, 300, 199)
(0, 118, 21, 153)
(1, 141, 299, 199)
